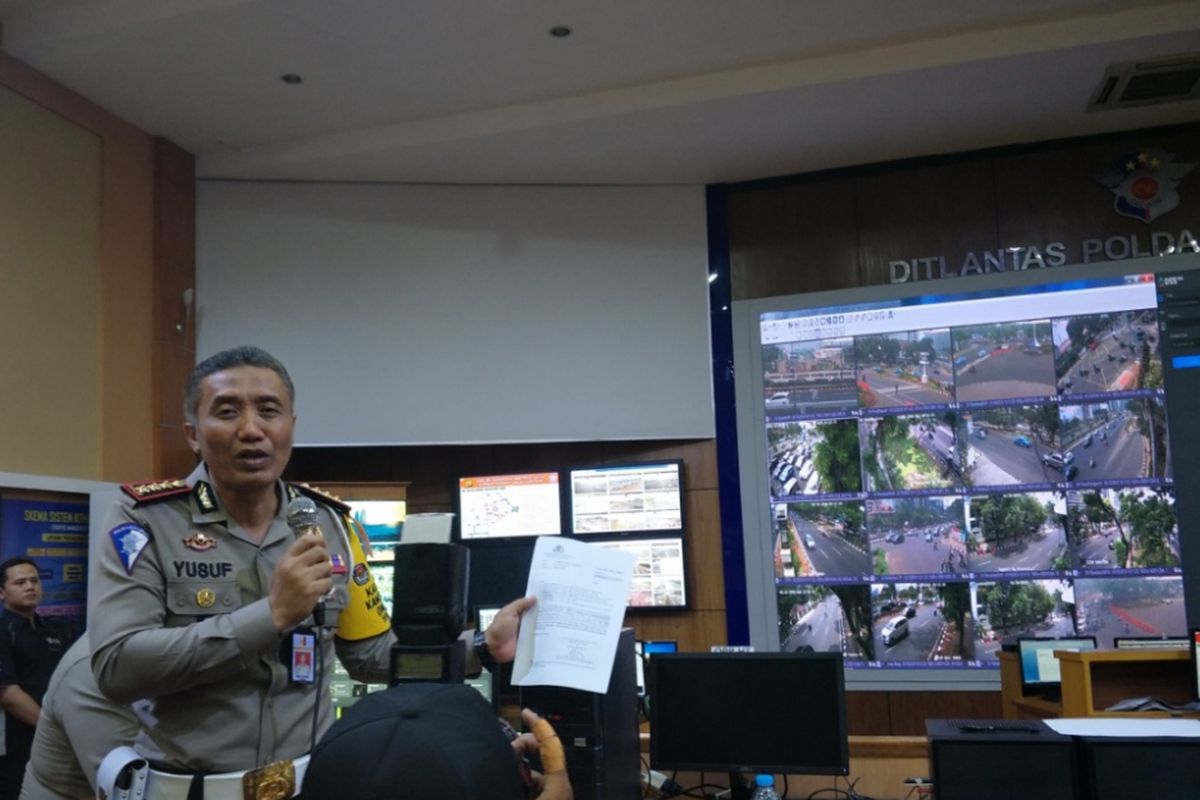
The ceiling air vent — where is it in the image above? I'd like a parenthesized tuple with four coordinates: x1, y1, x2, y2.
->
(1087, 53, 1200, 112)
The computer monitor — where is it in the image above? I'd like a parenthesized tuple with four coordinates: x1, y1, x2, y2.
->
(455, 471, 563, 540)
(1017, 636, 1097, 698)
(475, 605, 502, 632)
(590, 535, 688, 610)
(634, 641, 678, 698)
(650, 652, 848, 796)
(566, 460, 684, 536)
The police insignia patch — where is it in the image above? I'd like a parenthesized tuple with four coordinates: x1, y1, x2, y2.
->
(352, 562, 370, 586)
(109, 523, 151, 575)
(193, 481, 219, 513)
(183, 531, 217, 551)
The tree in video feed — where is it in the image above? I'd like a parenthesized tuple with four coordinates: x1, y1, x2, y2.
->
(968, 492, 1068, 574)
(861, 413, 957, 492)
(1127, 396, 1170, 479)
(984, 582, 1060, 638)
(830, 584, 874, 662)
(1079, 488, 1179, 570)
(937, 582, 972, 659)
(812, 419, 863, 494)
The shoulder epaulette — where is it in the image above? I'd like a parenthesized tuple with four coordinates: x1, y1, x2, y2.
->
(287, 482, 352, 514)
(121, 479, 189, 504)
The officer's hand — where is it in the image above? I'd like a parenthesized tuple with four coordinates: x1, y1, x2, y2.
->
(519, 708, 572, 800)
(485, 595, 536, 664)
(268, 533, 332, 630)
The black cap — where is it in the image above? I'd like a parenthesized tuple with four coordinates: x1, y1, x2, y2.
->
(302, 683, 526, 800)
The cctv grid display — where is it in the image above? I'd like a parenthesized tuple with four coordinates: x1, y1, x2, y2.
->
(454, 462, 688, 609)
(747, 266, 1187, 670)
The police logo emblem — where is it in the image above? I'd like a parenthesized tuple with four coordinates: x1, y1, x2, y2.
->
(183, 531, 217, 551)
(1096, 147, 1196, 223)
(195, 589, 217, 608)
(109, 523, 151, 575)
(352, 562, 370, 586)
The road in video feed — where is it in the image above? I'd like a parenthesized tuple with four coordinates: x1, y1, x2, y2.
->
(959, 404, 1061, 488)
(951, 320, 1056, 402)
(855, 329, 955, 409)
(1051, 310, 1161, 396)
(773, 500, 869, 580)
(757, 273, 1184, 669)
(777, 583, 870, 660)
(762, 337, 858, 417)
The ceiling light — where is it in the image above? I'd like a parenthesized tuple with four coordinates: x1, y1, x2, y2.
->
(281, 73, 303, 84)
(550, 25, 572, 38)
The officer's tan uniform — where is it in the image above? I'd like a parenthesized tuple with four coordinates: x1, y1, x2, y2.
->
(20, 633, 139, 800)
(89, 463, 394, 775)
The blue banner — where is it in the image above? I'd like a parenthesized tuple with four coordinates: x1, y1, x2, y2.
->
(0, 498, 89, 621)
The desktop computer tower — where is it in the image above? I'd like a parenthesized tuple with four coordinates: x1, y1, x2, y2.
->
(926, 719, 1080, 800)
(1077, 735, 1200, 798)
(519, 629, 640, 800)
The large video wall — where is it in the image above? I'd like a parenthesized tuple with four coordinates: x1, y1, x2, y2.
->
(749, 269, 1185, 669)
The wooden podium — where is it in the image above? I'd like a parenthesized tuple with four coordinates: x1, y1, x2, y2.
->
(1000, 647, 1197, 718)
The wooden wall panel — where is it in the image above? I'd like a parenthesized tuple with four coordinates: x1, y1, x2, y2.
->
(153, 138, 197, 478)
(855, 158, 1000, 285)
(728, 176, 859, 300)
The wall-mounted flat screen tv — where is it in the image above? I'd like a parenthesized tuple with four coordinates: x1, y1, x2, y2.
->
(455, 472, 563, 540)
(733, 254, 1200, 685)
(591, 534, 688, 610)
(566, 461, 684, 536)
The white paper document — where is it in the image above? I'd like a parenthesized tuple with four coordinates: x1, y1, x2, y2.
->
(1044, 717, 1200, 737)
(511, 536, 636, 693)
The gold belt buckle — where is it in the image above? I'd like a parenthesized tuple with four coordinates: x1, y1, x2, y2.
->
(241, 759, 295, 800)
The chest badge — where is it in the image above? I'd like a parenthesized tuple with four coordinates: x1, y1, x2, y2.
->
(195, 589, 217, 608)
(330, 554, 348, 575)
(183, 532, 218, 551)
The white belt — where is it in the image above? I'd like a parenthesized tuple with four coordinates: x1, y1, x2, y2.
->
(99, 746, 310, 800)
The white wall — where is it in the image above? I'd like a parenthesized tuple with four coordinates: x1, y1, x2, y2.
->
(196, 181, 713, 446)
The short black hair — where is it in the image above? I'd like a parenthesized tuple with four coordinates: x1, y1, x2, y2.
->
(0, 557, 39, 588)
(183, 346, 295, 424)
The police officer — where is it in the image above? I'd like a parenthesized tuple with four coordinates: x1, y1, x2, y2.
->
(0, 557, 68, 797)
(20, 632, 140, 800)
(89, 346, 530, 797)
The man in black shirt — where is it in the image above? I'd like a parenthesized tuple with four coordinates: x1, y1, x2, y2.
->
(0, 557, 66, 796)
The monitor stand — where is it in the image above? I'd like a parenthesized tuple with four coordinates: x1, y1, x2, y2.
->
(728, 771, 754, 800)
(1037, 685, 1062, 703)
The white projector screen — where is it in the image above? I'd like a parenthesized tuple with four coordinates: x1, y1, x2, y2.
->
(196, 181, 713, 446)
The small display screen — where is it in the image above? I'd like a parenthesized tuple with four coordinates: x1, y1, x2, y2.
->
(1017, 636, 1097, 689)
(592, 535, 687, 609)
(568, 462, 683, 535)
(457, 472, 563, 540)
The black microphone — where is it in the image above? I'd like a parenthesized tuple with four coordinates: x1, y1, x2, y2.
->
(285, 496, 326, 627)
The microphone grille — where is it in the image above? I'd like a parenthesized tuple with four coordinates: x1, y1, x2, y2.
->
(286, 496, 320, 529)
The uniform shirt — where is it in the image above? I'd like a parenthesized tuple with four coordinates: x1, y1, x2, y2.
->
(89, 463, 395, 773)
(20, 633, 140, 800)
(0, 608, 68, 745)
